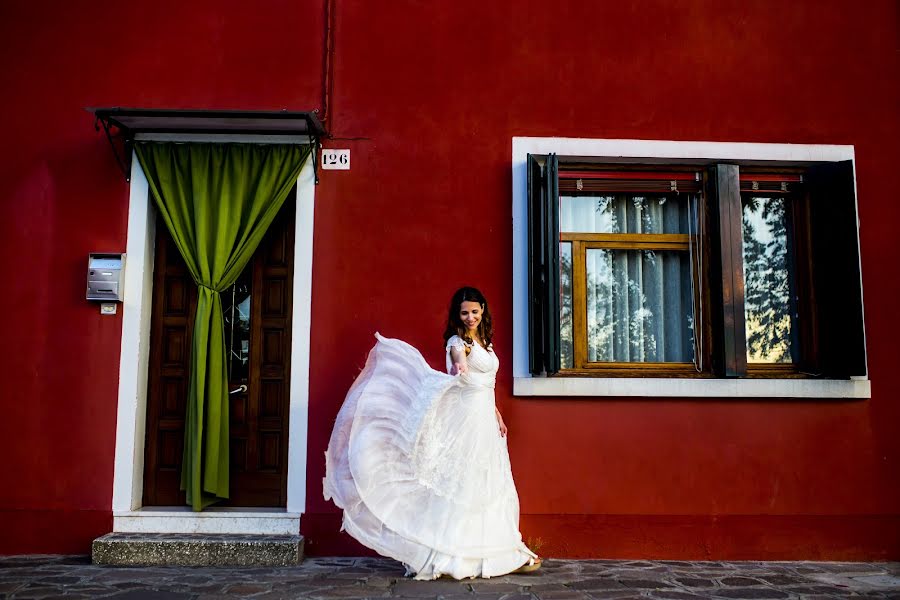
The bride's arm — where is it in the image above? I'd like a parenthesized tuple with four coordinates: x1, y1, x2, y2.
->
(449, 345, 468, 375)
(495, 407, 508, 437)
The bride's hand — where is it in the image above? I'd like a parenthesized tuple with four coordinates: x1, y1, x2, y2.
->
(451, 362, 468, 375)
(495, 409, 508, 437)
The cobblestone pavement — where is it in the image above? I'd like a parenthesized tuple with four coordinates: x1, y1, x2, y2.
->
(0, 555, 898, 599)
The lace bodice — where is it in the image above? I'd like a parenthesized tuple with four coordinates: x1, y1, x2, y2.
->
(445, 335, 499, 389)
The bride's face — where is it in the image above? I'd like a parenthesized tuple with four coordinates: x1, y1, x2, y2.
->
(459, 301, 483, 333)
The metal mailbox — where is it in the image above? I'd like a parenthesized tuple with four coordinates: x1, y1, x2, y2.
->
(86, 253, 125, 302)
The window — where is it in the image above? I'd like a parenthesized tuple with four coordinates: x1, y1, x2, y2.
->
(527, 153, 866, 381)
(557, 167, 701, 374)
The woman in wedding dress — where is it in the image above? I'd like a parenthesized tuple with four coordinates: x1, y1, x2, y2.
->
(323, 287, 541, 579)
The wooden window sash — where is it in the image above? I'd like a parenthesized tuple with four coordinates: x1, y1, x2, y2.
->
(580, 241, 689, 251)
(572, 240, 587, 370)
(566, 233, 699, 374)
(559, 366, 703, 377)
(561, 232, 689, 246)
(746, 363, 804, 377)
(792, 188, 820, 375)
(737, 183, 825, 376)
(560, 180, 702, 375)
(576, 362, 697, 370)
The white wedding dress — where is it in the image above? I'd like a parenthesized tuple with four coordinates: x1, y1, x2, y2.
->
(323, 333, 537, 579)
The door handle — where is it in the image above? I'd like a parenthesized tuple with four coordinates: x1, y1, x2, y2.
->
(230, 384, 248, 395)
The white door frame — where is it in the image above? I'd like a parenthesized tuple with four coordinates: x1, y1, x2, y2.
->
(110, 135, 315, 534)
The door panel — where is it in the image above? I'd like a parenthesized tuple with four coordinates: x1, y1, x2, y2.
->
(143, 198, 295, 507)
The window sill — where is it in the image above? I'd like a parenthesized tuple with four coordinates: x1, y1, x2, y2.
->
(513, 376, 871, 399)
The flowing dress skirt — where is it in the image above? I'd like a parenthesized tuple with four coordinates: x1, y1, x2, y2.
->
(323, 334, 536, 579)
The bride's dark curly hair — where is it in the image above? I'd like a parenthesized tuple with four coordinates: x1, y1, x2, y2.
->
(443, 286, 493, 349)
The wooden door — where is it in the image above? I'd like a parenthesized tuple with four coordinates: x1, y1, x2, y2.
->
(142, 199, 295, 507)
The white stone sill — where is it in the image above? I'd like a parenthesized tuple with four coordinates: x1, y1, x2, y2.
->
(513, 377, 871, 399)
(113, 507, 301, 535)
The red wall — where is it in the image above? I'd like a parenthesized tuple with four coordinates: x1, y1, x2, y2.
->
(1, 0, 898, 558)
(0, 0, 325, 554)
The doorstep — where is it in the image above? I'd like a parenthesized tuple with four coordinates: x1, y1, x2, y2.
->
(113, 506, 301, 535)
(91, 532, 304, 566)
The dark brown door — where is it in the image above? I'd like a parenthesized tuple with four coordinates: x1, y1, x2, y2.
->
(143, 199, 295, 507)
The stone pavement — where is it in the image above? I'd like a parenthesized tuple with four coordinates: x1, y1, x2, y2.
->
(0, 555, 898, 599)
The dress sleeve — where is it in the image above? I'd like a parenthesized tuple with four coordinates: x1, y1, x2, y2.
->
(445, 335, 466, 352)
(445, 336, 469, 374)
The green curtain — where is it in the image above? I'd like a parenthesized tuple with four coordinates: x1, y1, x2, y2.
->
(135, 142, 311, 510)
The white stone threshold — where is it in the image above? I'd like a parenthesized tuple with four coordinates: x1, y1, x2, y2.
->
(514, 377, 871, 399)
(113, 507, 301, 535)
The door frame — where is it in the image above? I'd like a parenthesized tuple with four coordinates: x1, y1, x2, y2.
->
(111, 134, 316, 534)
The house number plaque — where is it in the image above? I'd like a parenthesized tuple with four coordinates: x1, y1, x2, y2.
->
(321, 149, 350, 170)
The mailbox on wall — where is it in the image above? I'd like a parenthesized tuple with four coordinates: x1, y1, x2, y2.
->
(86, 253, 125, 302)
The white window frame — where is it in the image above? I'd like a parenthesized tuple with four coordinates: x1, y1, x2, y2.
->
(512, 136, 870, 399)
(111, 134, 316, 534)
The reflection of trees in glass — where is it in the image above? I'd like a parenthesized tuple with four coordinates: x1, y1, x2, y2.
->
(593, 196, 655, 234)
(741, 197, 794, 363)
(595, 196, 615, 230)
(559, 243, 574, 369)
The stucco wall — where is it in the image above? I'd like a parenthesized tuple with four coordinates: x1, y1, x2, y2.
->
(1, 0, 898, 558)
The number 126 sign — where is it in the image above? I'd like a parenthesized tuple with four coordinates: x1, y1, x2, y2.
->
(321, 149, 350, 170)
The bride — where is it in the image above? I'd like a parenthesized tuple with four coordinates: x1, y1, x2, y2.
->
(323, 286, 541, 579)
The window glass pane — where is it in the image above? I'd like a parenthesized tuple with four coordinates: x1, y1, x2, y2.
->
(223, 269, 252, 381)
(585, 249, 694, 362)
(741, 196, 798, 363)
(560, 242, 574, 369)
(560, 194, 692, 234)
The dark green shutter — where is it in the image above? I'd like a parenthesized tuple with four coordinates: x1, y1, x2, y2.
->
(526, 153, 561, 375)
(545, 154, 561, 374)
(806, 161, 867, 378)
